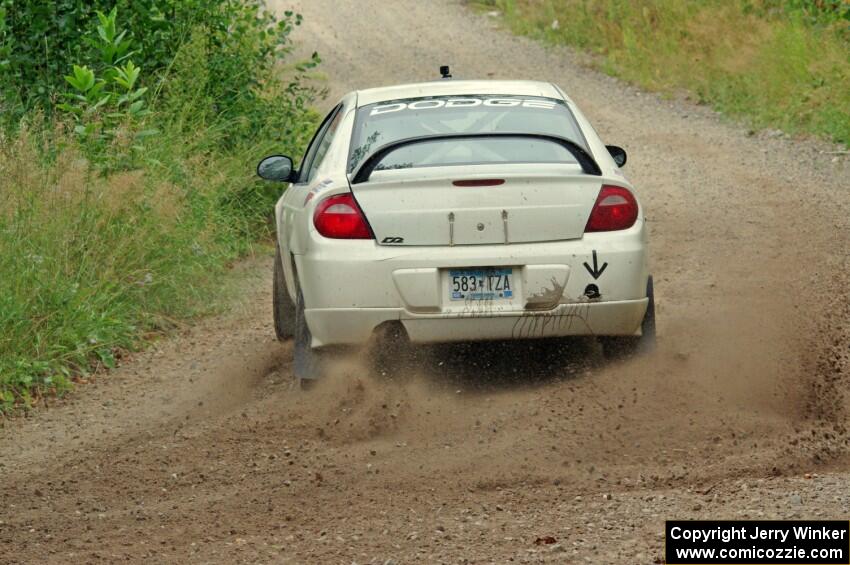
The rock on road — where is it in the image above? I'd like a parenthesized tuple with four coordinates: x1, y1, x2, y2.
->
(2, 0, 849, 563)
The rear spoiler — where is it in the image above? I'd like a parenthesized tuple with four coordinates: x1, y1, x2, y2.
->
(350, 132, 602, 184)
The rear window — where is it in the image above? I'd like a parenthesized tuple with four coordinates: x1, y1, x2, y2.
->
(348, 95, 587, 173)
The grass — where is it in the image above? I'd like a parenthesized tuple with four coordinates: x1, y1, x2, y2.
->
(0, 2, 322, 413)
(0, 116, 315, 412)
(475, 0, 850, 146)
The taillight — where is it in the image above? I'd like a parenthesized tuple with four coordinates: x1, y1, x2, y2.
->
(585, 185, 639, 232)
(313, 193, 373, 239)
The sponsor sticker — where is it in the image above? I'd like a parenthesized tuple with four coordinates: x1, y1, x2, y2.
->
(370, 98, 559, 116)
(304, 178, 334, 205)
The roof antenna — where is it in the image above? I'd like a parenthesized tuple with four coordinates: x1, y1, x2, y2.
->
(440, 65, 452, 79)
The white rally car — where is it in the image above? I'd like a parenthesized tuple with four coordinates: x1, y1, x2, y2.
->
(258, 74, 654, 384)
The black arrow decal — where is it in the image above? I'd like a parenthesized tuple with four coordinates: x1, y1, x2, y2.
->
(583, 250, 608, 280)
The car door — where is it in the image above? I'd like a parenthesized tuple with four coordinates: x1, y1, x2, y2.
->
(278, 104, 344, 292)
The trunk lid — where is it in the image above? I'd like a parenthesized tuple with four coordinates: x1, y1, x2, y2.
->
(349, 163, 601, 246)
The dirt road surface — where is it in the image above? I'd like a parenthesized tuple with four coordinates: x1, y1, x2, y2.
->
(2, 1, 849, 563)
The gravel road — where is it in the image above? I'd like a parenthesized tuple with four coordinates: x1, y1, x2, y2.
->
(2, 1, 849, 563)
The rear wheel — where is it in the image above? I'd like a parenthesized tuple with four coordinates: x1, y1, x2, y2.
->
(273, 245, 296, 341)
(369, 322, 416, 381)
(293, 279, 325, 387)
(600, 275, 656, 359)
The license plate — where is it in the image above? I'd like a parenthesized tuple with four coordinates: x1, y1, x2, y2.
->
(449, 268, 514, 301)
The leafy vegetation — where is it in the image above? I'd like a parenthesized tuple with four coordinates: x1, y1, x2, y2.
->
(0, 2, 320, 411)
(477, 0, 850, 145)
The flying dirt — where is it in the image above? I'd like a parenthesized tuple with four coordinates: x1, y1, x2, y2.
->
(2, 0, 848, 563)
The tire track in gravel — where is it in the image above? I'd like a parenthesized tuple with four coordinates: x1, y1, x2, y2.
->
(1, 1, 848, 562)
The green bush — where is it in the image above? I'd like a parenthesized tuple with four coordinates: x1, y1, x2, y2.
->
(0, 3, 320, 411)
(1, 0, 319, 136)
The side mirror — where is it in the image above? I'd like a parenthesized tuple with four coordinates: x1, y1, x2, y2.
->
(257, 155, 296, 182)
(606, 145, 627, 168)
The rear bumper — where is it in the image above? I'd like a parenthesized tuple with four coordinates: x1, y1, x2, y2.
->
(295, 221, 649, 347)
(306, 299, 648, 346)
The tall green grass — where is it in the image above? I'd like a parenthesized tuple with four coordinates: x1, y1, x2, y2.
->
(0, 118, 313, 410)
(481, 0, 850, 145)
(0, 5, 319, 411)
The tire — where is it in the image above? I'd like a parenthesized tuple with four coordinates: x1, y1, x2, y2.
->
(273, 245, 296, 341)
(293, 278, 324, 386)
(600, 275, 656, 359)
(369, 322, 416, 381)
